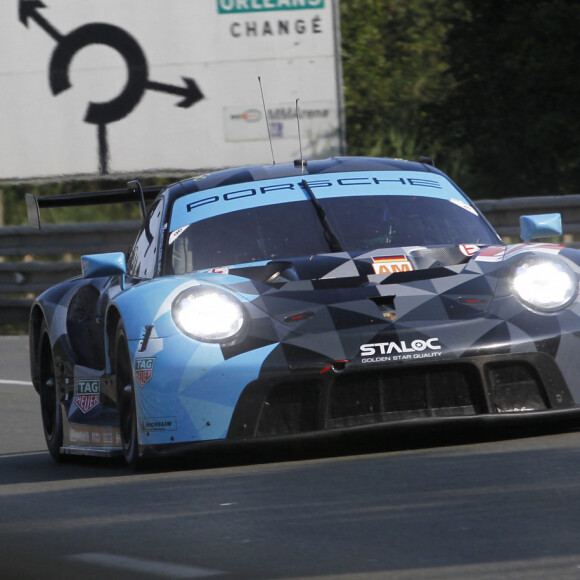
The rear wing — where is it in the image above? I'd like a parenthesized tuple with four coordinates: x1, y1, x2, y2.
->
(25, 180, 163, 229)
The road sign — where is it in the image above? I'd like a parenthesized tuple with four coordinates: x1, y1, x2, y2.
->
(1, 0, 343, 180)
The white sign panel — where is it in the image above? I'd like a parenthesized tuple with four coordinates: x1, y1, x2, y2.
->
(1, 0, 343, 180)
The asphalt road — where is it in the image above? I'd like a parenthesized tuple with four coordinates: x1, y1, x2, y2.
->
(2, 335, 580, 580)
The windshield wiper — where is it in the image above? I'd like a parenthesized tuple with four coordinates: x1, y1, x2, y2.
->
(299, 180, 343, 253)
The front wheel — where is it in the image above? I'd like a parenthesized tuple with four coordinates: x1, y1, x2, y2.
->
(114, 321, 141, 468)
(38, 321, 64, 461)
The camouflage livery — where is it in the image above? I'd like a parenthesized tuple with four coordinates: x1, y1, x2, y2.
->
(27, 157, 580, 466)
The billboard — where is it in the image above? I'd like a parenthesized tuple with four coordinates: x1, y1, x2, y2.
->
(1, 0, 343, 180)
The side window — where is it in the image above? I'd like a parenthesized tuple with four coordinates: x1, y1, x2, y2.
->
(128, 199, 165, 279)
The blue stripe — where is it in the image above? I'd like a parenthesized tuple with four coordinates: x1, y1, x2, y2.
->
(169, 171, 467, 232)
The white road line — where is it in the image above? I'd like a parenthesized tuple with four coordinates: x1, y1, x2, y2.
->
(0, 379, 33, 386)
(65, 553, 226, 578)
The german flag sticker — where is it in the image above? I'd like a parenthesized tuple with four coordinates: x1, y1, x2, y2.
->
(372, 256, 414, 275)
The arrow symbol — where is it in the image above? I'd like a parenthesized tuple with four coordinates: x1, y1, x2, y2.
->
(19, 0, 62, 41)
(146, 77, 204, 108)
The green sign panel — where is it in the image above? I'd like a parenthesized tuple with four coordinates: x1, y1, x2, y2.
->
(218, 0, 324, 14)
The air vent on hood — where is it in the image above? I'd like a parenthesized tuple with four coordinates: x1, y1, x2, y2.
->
(369, 295, 395, 309)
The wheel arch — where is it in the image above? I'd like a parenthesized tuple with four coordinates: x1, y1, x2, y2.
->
(105, 305, 122, 374)
(29, 304, 47, 393)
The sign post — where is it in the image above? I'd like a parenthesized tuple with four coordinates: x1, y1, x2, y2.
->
(1, 0, 343, 180)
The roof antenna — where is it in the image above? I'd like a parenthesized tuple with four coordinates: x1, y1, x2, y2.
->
(294, 98, 307, 174)
(258, 76, 275, 165)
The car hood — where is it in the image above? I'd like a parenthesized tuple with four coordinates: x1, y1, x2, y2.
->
(218, 245, 503, 327)
(120, 242, 574, 358)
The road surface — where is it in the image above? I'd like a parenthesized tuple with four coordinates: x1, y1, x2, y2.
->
(2, 335, 580, 579)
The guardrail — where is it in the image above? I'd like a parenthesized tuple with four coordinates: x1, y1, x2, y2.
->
(2, 195, 580, 329)
(476, 195, 580, 239)
(0, 220, 140, 328)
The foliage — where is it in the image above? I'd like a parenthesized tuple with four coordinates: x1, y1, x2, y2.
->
(340, 0, 461, 162)
(0, 175, 177, 226)
(341, 0, 580, 198)
(432, 0, 580, 197)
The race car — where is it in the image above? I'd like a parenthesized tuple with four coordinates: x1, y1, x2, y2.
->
(26, 156, 580, 467)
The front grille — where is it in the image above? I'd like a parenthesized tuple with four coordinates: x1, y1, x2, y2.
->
(329, 365, 484, 428)
(228, 354, 571, 439)
(256, 380, 319, 436)
(486, 363, 548, 413)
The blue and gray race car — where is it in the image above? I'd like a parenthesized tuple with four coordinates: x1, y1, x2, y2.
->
(27, 156, 580, 466)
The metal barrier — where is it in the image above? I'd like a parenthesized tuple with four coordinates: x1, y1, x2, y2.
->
(2, 195, 580, 328)
(476, 195, 580, 239)
(0, 220, 139, 328)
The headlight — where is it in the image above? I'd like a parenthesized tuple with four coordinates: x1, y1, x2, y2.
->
(172, 287, 246, 342)
(512, 257, 577, 312)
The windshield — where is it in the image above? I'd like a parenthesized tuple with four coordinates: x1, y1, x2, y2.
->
(167, 194, 498, 275)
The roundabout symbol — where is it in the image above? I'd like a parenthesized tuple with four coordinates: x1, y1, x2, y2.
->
(49, 23, 150, 126)
(19, 0, 204, 173)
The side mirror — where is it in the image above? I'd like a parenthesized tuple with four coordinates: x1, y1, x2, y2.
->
(81, 252, 127, 278)
(519, 213, 562, 243)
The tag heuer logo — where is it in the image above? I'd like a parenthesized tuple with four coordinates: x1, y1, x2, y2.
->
(75, 379, 100, 414)
(135, 358, 156, 387)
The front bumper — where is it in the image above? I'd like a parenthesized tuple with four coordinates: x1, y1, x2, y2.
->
(226, 351, 574, 439)
(140, 406, 580, 460)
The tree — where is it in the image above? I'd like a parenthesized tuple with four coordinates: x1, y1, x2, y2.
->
(434, 0, 580, 197)
(340, 0, 460, 161)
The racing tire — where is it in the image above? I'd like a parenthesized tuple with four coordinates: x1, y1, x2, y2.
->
(38, 320, 65, 461)
(115, 321, 142, 469)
